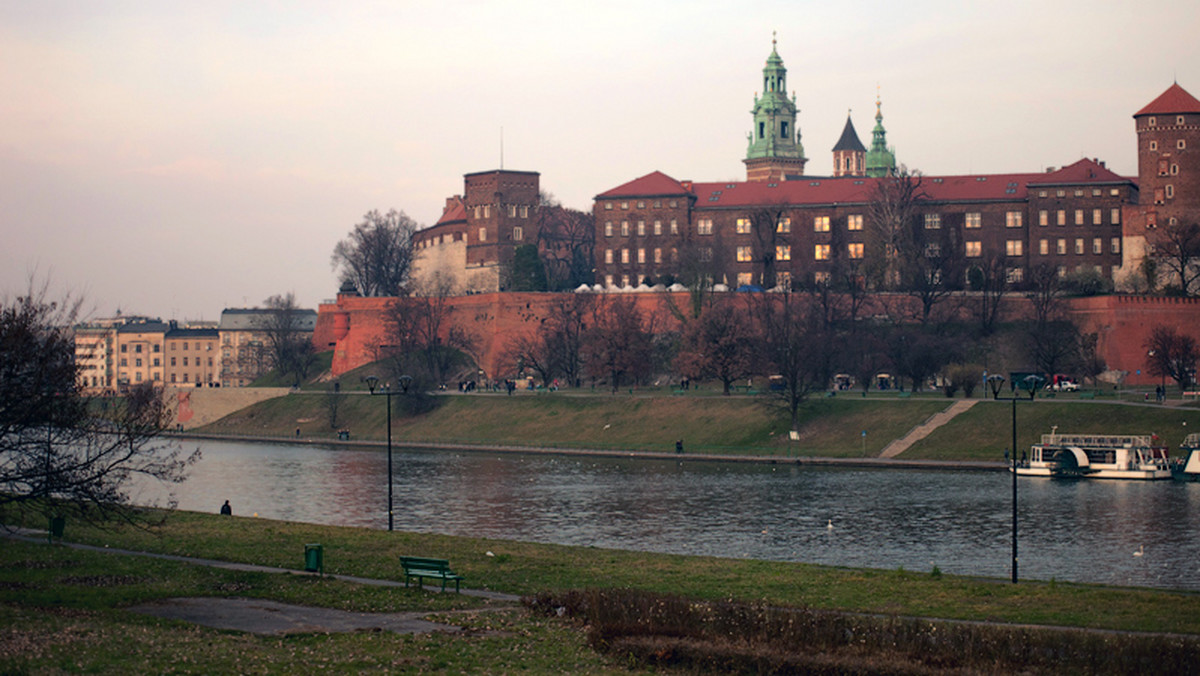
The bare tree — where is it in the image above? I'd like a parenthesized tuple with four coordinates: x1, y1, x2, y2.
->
(505, 294, 593, 388)
(748, 201, 791, 290)
(583, 297, 654, 393)
(674, 298, 756, 395)
(331, 209, 417, 297)
(753, 292, 835, 431)
(534, 198, 595, 290)
(385, 274, 475, 389)
(866, 168, 925, 290)
(967, 253, 1009, 336)
(0, 285, 197, 525)
(263, 293, 316, 387)
(1145, 325, 1199, 393)
(1149, 221, 1200, 296)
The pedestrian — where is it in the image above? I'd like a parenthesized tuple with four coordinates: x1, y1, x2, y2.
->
(295, 427, 300, 438)
(220, 500, 232, 516)
(676, 439, 684, 454)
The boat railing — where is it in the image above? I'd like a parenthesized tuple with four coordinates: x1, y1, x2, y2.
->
(1041, 434, 1154, 448)
(1184, 433, 1200, 448)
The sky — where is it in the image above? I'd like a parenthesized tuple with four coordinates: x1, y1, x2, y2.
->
(2, 1, 1197, 321)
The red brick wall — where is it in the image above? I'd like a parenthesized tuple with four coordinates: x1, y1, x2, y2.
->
(1066, 295, 1200, 385)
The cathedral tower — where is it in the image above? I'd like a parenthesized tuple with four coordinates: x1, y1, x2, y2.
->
(865, 92, 897, 177)
(832, 113, 866, 177)
(744, 36, 807, 182)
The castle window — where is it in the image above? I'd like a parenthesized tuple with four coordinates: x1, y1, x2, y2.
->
(776, 245, 791, 261)
(1039, 210, 1048, 226)
(1093, 209, 1102, 225)
(1056, 189, 1065, 197)
(966, 212, 982, 229)
(1093, 238, 1102, 255)
(1110, 188, 1120, 196)
(605, 222, 613, 237)
(1006, 268, 1024, 284)
(621, 221, 630, 236)
(1038, 190, 1048, 198)
(1179, 140, 1187, 150)
(781, 121, 789, 138)
(924, 214, 941, 230)
(1074, 189, 1083, 197)
(654, 200, 661, 208)
(1057, 210, 1066, 226)
(654, 220, 662, 235)
(604, 249, 613, 264)
(1075, 210, 1084, 225)
(637, 221, 645, 236)
(484, 205, 490, 218)
(776, 217, 791, 233)
(1111, 208, 1120, 224)
(654, 248, 662, 263)
(669, 200, 678, 208)
(637, 201, 645, 209)
(700, 247, 713, 262)
(620, 202, 628, 210)
(1178, 116, 1186, 125)
(736, 218, 752, 234)
(670, 219, 679, 234)
(1039, 239, 1049, 255)
(621, 275, 629, 287)
(1092, 188, 1101, 196)
(637, 248, 645, 264)
(737, 272, 753, 287)
(1075, 239, 1084, 255)
(814, 244, 830, 260)
(1006, 240, 1023, 257)
(965, 241, 982, 258)
(1111, 238, 1121, 254)
(1006, 212, 1023, 228)
(508, 205, 517, 217)
(925, 242, 941, 258)
(697, 219, 713, 235)
(814, 216, 831, 232)
(1172, 164, 1180, 175)
(521, 205, 529, 218)
(1160, 159, 1170, 176)
(759, 122, 765, 140)
(848, 242, 864, 259)
(474, 206, 481, 219)
(479, 227, 487, 242)
(512, 226, 523, 241)
(620, 249, 629, 264)
(736, 246, 753, 262)
(1166, 184, 1175, 199)
(847, 214, 863, 231)
(1057, 239, 1067, 255)
(813, 271, 831, 285)
(1149, 117, 1157, 126)
(605, 202, 613, 210)
(605, 274, 613, 288)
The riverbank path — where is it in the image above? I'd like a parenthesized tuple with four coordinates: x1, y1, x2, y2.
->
(880, 399, 978, 458)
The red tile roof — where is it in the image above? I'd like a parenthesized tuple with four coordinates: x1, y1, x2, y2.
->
(1135, 83, 1200, 116)
(596, 161, 1135, 209)
(594, 171, 692, 199)
(434, 197, 466, 225)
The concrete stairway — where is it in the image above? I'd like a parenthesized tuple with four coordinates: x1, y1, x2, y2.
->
(879, 399, 978, 458)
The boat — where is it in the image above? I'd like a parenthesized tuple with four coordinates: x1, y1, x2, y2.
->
(1172, 433, 1200, 482)
(1015, 433, 1172, 480)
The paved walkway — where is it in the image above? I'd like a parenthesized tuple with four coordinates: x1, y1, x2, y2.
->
(880, 399, 978, 458)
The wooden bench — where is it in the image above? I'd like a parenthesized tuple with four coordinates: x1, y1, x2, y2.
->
(400, 556, 463, 593)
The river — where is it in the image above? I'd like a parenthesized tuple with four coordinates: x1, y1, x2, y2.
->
(136, 439, 1200, 591)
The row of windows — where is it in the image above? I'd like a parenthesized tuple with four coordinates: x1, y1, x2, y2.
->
(1147, 115, 1190, 127)
(1037, 187, 1122, 198)
(472, 204, 530, 219)
(1037, 208, 1121, 226)
(604, 248, 679, 265)
(1147, 139, 1188, 151)
(604, 220, 681, 237)
(603, 199, 681, 210)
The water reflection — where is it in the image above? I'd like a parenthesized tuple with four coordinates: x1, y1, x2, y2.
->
(142, 439, 1200, 591)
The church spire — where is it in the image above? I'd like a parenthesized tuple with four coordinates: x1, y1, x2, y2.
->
(744, 35, 807, 182)
(865, 88, 897, 178)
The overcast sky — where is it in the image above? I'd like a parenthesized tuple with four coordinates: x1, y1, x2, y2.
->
(2, 1, 1197, 321)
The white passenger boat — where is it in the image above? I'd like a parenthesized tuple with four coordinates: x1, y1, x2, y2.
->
(1016, 433, 1172, 480)
(1172, 433, 1200, 482)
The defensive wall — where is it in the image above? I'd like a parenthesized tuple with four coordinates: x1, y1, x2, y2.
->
(313, 291, 1200, 387)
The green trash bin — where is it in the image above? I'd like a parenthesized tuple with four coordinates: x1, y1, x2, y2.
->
(48, 516, 65, 543)
(304, 543, 323, 575)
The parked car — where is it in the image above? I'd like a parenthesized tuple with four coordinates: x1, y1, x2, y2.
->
(1051, 379, 1079, 391)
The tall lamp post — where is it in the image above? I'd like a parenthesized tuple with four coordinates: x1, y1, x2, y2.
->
(988, 373, 1043, 584)
(364, 374, 412, 532)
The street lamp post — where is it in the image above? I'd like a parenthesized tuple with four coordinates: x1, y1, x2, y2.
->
(364, 374, 412, 532)
(987, 373, 1044, 585)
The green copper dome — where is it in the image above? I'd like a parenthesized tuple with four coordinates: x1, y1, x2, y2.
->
(865, 93, 896, 177)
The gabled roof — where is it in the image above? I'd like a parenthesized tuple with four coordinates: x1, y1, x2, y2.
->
(594, 171, 692, 199)
(1135, 83, 1200, 117)
(1027, 158, 1129, 185)
(833, 116, 866, 152)
(434, 196, 466, 226)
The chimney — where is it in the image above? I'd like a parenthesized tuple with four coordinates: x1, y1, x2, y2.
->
(1046, 167, 1055, 173)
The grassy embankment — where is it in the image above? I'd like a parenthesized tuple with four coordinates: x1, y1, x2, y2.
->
(4, 510, 1200, 673)
(197, 389, 1200, 461)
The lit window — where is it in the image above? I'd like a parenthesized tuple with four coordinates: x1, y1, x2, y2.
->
(847, 242, 864, 259)
(925, 242, 941, 258)
(924, 214, 941, 229)
(670, 219, 679, 234)
(1038, 210, 1048, 226)
(1092, 189, 1101, 197)
(1006, 267, 1024, 283)
(669, 200, 678, 208)
(1075, 238, 1084, 255)
(620, 249, 629, 264)
(776, 217, 791, 233)
(1093, 238, 1102, 254)
(814, 244, 830, 260)
(1150, 140, 1158, 151)
(479, 227, 487, 242)
(1039, 239, 1049, 255)
(1093, 209, 1102, 225)
(508, 205, 517, 217)
(814, 271, 831, 285)
(1075, 210, 1084, 225)
(776, 245, 791, 261)
(1006, 212, 1023, 228)
(621, 275, 630, 287)
(697, 219, 713, 235)
(512, 226, 523, 241)
(737, 246, 753, 262)
(637, 201, 645, 209)
(1056, 189, 1065, 197)
(847, 214, 863, 231)
(484, 205, 490, 218)
(1111, 208, 1121, 224)
(654, 221, 662, 235)
(1006, 240, 1023, 257)
(605, 202, 613, 210)
(621, 221, 630, 236)
(1166, 185, 1175, 199)
(737, 272, 753, 287)
(1111, 238, 1120, 254)
(637, 221, 645, 236)
(521, 205, 529, 218)
(965, 213, 982, 229)
(814, 216, 830, 232)
(605, 222, 613, 237)
(1057, 210, 1066, 226)
(1057, 239, 1066, 255)
(965, 241, 982, 257)
(621, 202, 628, 210)
(637, 248, 646, 263)
(605, 274, 614, 287)
(1074, 189, 1083, 197)
(654, 248, 662, 263)
(736, 218, 752, 234)
(1179, 140, 1187, 150)
(605, 249, 613, 264)
(777, 271, 792, 288)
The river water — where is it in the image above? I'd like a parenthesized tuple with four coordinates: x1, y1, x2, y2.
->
(139, 439, 1200, 591)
